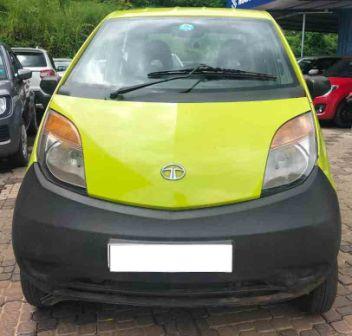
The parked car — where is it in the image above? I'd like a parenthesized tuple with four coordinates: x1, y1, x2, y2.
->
(12, 47, 57, 112)
(54, 58, 72, 77)
(298, 56, 341, 76)
(298, 56, 352, 127)
(13, 9, 340, 314)
(313, 58, 352, 127)
(346, 92, 352, 115)
(0, 43, 35, 166)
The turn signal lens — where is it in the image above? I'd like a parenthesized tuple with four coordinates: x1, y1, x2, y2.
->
(38, 110, 86, 188)
(263, 113, 317, 193)
(271, 114, 314, 149)
(44, 111, 80, 147)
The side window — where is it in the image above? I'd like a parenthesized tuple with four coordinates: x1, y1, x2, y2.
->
(5, 49, 21, 76)
(9, 52, 22, 73)
(0, 52, 7, 80)
(13, 54, 23, 71)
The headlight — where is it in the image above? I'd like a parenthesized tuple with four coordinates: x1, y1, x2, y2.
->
(38, 110, 86, 188)
(263, 113, 317, 193)
(0, 97, 7, 116)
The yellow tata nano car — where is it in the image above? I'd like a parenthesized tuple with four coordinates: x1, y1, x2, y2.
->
(13, 8, 341, 313)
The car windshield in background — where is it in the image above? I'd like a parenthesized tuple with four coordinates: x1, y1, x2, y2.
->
(0, 54, 7, 80)
(61, 17, 301, 102)
(16, 52, 47, 67)
(326, 59, 352, 78)
(299, 57, 341, 75)
(55, 60, 71, 72)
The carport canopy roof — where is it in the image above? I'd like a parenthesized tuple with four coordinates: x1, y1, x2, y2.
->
(230, 0, 352, 33)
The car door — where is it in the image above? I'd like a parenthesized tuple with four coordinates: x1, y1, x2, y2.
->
(4, 47, 27, 127)
(330, 60, 352, 101)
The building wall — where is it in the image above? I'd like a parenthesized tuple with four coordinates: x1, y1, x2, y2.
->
(338, 10, 352, 56)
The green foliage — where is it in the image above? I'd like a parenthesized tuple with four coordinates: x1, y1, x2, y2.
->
(285, 31, 338, 57)
(0, 0, 338, 58)
(0, 0, 130, 57)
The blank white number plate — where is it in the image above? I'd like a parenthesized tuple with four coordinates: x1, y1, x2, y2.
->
(108, 241, 233, 273)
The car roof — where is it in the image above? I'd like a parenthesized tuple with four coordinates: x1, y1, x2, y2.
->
(300, 56, 340, 60)
(0, 44, 5, 58)
(0, 42, 9, 50)
(105, 8, 272, 21)
(12, 47, 47, 53)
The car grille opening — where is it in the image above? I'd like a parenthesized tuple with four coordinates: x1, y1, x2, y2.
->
(66, 279, 284, 299)
(0, 125, 10, 142)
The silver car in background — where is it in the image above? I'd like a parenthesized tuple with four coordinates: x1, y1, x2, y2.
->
(54, 58, 72, 77)
(12, 47, 57, 111)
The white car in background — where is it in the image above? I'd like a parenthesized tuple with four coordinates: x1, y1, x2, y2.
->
(12, 47, 57, 111)
(54, 58, 72, 77)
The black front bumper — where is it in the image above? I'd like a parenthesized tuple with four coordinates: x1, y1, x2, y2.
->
(0, 112, 21, 158)
(13, 164, 341, 307)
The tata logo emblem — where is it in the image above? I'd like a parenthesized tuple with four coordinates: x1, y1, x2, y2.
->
(161, 164, 186, 181)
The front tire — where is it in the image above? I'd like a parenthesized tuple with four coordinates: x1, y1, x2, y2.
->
(10, 123, 28, 167)
(334, 100, 352, 128)
(20, 273, 48, 308)
(297, 263, 338, 314)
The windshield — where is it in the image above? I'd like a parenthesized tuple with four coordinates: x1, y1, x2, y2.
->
(326, 59, 352, 78)
(61, 17, 302, 102)
(15, 52, 47, 68)
(55, 60, 71, 71)
(299, 57, 341, 75)
(0, 53, 7, 80)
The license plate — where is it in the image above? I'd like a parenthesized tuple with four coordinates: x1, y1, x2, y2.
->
(108, 240, 233, 273)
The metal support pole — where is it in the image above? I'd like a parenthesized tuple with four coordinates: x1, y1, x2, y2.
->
(301, 13, 306, 58)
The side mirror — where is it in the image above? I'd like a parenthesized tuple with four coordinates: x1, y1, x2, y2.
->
(16, 69, 32, 81)
(305, 75, 331, 99)
(308, 69, 320, 76)
(40, 76, 60, 95)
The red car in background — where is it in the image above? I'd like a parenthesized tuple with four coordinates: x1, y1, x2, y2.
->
(298, 57, 352, 127)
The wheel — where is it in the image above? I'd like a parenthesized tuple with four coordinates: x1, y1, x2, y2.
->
(297, 263, 338, 314)
(10, 122, 28, 167)
(334, 100, 352, 128)
(27, 104, 38, 136)
(20, 272, 48, 308)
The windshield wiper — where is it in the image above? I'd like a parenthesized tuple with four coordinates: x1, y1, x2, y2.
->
(110, 64, 277, 99)
(110, 64, 206, 99)
(151, 65, 277, 94)
(148, 65, 277, 81)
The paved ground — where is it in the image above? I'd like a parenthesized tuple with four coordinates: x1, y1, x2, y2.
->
(0, 126, 352, 336)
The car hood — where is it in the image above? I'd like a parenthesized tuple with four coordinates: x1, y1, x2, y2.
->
(49, 95, 311, 210)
